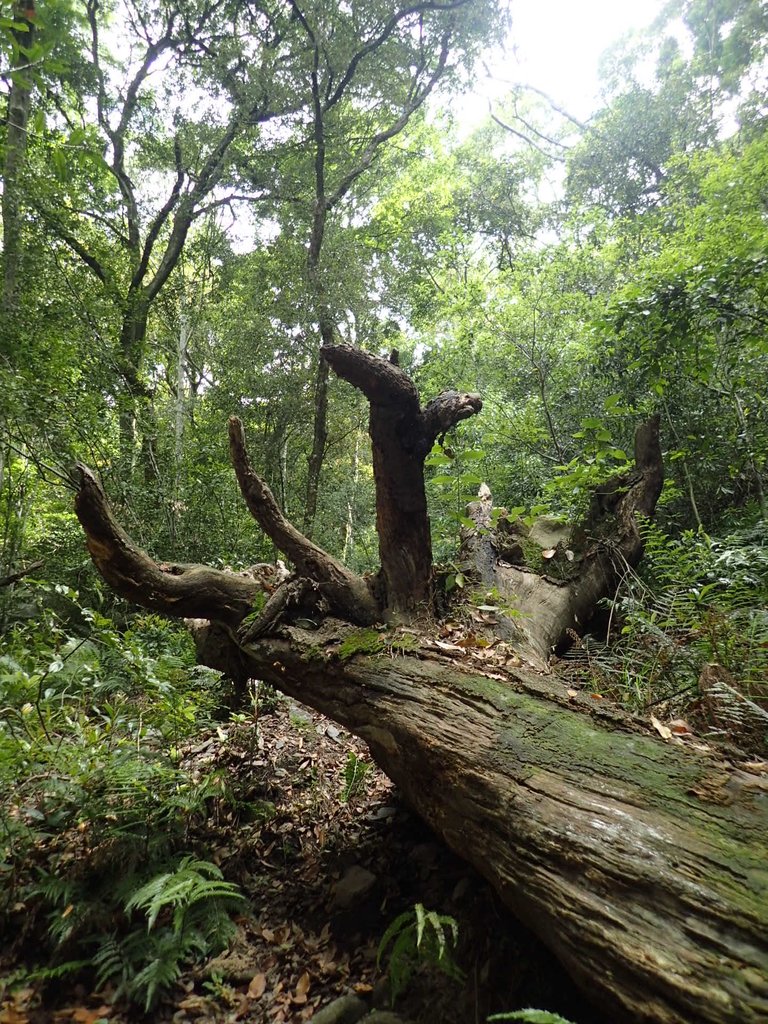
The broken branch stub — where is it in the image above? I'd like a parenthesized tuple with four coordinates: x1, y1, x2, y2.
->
(461, 415, 665, 667)
(321, 344, 482, 616)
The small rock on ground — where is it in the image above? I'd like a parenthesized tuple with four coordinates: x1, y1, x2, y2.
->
(331, 864, 378, 910)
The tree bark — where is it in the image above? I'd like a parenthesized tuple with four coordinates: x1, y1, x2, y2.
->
(72, 464, 261, 625)
(198, 620, 768, 1024)
(323, 344, 482, 616)
(1, 0, 36, 317)
(69, 358, 767, 1024)
(461, 415, 664, 669)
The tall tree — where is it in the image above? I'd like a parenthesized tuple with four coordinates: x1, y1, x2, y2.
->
(234, 0, 505, 536)
(1, 0, 37, 315)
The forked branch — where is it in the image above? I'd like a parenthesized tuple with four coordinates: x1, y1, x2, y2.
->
(322, 344, 482, 614)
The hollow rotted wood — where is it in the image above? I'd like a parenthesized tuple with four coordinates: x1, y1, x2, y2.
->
(462, 416, 664, 668)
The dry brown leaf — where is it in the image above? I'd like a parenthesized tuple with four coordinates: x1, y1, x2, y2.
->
(651, 715, 672, 740)
(71, 1009, 112, 1024)
(248, 973, 267, 999)
(456, 633, 490, 649)
(292, 972, 311, 1004)
(0, 1007, 29, 1024)
(177, 996, 212, 1013)
(669, 719, 691, 734)
(433, 639, 464, 653)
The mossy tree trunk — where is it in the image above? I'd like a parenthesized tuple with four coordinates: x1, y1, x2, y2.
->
(71, 348, 768, 1023)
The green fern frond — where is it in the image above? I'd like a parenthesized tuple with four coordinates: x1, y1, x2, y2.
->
(125, 856, 244, 935)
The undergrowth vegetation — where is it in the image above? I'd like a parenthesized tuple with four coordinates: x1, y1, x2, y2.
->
(0, 587, 247, 1011)
(560, 515, 768, 752)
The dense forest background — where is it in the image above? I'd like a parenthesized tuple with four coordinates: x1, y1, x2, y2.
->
(1, 0, 767, 1019)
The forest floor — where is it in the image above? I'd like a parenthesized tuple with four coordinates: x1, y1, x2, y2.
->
(1, 695, 609, 1024)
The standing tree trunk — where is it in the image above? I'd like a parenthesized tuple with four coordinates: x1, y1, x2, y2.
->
(71, 347, 768, 1024)
(321, 345, 481, 615)
(1, 0, 36, 320)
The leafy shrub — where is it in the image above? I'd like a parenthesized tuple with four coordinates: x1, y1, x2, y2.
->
(0, 588, 245, 1010)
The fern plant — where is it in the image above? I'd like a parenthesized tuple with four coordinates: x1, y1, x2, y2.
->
(340, 751, 371, 803)
(0, 588, 252, 1010)
(559, 519, 768, 742)
(91, 857, 245, 1010)
(377, 903, 464, 1004)
(126, 856, 244, 936)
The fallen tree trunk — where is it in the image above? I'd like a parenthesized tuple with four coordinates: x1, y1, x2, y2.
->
(71, 484, 768, 1024)
(194, 620, 768, 1024)
(70, 347, 768, 1023)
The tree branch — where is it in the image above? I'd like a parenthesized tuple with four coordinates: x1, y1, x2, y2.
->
(72, 464, 259, 624)
(0, 560, 43, 588)
(327, 29, 453, 209)
(42, 213, 108, 283)
(422, 389, 483, 446)
(228, 417, 379, 625)
(324, 0, 469, 111)
(321, 343, 420, 409)
(132, 138, 185, 289)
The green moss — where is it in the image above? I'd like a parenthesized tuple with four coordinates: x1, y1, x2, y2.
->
(303, 644, 327, 664)
(518, 535, 545, 571)
(338, 628, 386, 660)
(387, 631, 422, 656)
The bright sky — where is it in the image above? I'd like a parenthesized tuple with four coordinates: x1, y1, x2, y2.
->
(460, 0, 667, 123)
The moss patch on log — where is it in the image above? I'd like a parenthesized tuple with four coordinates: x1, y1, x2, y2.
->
(338, 628, 387, 660)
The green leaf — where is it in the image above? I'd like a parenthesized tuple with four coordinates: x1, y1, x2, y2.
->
(488, 1011, 577, 1023)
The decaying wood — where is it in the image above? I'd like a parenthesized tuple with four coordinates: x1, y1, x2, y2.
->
(203, 621, 768, 1024)
(322, 344, 482, 615)
(72, 464, 261, 624)
(0, 560, 43, 588)
(71, 349, 764, 1024)
(229, 416, 379, 626)
(461, 416, 664, 669)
